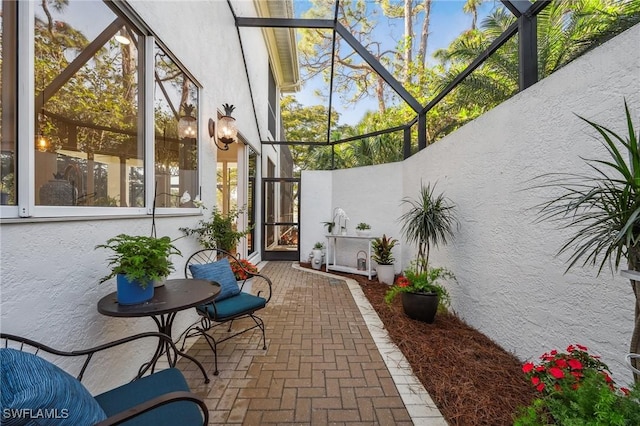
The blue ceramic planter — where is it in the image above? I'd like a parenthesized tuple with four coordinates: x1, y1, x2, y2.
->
(116, 274, 154, 305)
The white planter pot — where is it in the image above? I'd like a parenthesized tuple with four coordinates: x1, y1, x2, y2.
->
(312, 249, 324, 270)
(356, 230, 371, 237)
(376, 264, 395, 285)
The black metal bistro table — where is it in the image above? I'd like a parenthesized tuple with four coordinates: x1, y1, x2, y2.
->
(97, 278, 220, 383)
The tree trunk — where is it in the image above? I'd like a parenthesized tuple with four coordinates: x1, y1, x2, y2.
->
(403, 0, 413, 82)
(418, 0, 432, 71)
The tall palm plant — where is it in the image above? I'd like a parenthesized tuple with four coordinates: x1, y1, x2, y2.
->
(535, 101, 640, 379)
(399, 182, 458, 274)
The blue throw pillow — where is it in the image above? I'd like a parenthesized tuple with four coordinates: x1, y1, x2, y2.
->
(0, 348, 107, 426)
(189, 258, 241, 301)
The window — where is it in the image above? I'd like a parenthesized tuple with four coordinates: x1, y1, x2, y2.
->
(154, 45, 198, 208)
(247, 147, 257, 255)
(267, 66, 276, 138)
(1, 1, 17, 206)
(1, 0, 200, 217)
(34, 1, 143, 207)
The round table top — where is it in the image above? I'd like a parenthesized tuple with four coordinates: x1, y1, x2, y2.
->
(97, 278, 221, 317)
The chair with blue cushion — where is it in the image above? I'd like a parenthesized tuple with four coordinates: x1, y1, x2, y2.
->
(183, 249, 272, 375)
(0, 332, 208, 426)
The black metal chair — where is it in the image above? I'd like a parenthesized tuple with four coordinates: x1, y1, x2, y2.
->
(0, 332, 208, 426)
(182, 249, 272, 375)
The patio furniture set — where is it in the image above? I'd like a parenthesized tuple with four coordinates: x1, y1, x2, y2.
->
(1, 249, 273, 425)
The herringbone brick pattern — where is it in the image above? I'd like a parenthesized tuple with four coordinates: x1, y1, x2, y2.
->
(178, 261, 442, 425)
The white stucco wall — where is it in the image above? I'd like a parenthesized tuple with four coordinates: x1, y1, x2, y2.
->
(301, 163, 404, 272)
(300, 24, 640, 383)
(0, 0, 272, 394)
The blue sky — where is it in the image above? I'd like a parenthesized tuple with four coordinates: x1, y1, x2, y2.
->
(292, 0, 497, 125)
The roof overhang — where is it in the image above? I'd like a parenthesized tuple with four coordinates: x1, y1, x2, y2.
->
(253, 0, 300, 93)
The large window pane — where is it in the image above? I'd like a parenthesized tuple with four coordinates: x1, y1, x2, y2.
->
(154, 45, 198, 208)
(1, 0, 17, 206)
(34, 0, 142, 207)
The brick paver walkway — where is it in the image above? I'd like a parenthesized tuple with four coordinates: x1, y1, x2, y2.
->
(178, 261, 446, 425)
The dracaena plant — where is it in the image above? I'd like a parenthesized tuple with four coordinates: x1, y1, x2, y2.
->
(533, 100, 640, 380)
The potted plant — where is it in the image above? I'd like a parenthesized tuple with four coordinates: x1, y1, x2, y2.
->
(180, 206, 251, 255)
(355, 222, 371, 236)
(372, 234, 397, 284)
(322, 221, 335, 235)
(230, 258, 258, 293)
(533, 101, 640, 379)
(391, 182, 458, 320)
(96, 234, 181, 305)
(311, 242, 325, 270)
(385, 260, 454, 323)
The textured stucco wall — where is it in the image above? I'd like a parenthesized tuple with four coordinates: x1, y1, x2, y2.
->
(401, 23, 640, 383)
(300, 24, 640, 383)
(0, 0, 270, 394)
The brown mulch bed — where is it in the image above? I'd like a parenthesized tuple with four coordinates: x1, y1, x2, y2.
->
(300, 263, 537, 426)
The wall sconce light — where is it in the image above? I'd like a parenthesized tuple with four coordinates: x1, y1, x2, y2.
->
(178, 103, 197, 139)
(208, 103, 237, 151)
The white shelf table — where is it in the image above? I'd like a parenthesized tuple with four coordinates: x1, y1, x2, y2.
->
(326, 234, 379, 280)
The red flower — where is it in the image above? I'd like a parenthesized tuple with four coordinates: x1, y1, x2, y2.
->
(548, 367, 564, 379)
(396, 276, 410, 288)
(536, 383, 545, 392)
(602, 372, 613, 383)
(567, 358, 582, 370)
(567, 344, 576, 353)
(535, 365, 545, 372)
(621, 387, 630, 396)
(522, 362, 535, 374)
(550, 349, 558, 356)
(555, 359, 568, 369)
(570, 371, 583, 380)
(576, 344, 588, 351)
(531, 377, 540, 385)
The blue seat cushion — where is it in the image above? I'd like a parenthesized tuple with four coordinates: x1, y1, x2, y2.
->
(0, 348, 107, 426)
(94, 368, 203, 426)
(197, 292, 266, 320)
(189, 258, 240, 302)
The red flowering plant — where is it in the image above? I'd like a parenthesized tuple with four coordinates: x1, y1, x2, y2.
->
(229, 258, 258, 281)
(522, 344, 622, 395)
(516, 345, 640, 425)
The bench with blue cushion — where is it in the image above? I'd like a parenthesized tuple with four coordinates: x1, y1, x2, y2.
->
(0, 332, 208, 426)
(183, 249, 273, 375)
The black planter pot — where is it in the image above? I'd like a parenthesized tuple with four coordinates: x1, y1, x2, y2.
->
(401, 291, 439, 323)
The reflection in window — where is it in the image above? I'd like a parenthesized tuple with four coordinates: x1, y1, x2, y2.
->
(34, 0, 142, 207)
(154, 45, 198, 208)
(247, 148, 257, 255)
(1, 0, 17, 206)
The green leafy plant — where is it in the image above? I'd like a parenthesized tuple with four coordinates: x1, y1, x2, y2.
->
(532, 101, 640, 378)
(322, 221, 335, 234)
(515, 344, 640, 425)
(371, 234, 397, 265)
(356, 222, 371, 230)
(180, 206, 251, 253)
(313, 241, 325, 250)
(96, 234, 181, 287)
(384, 259, 454, 308)
(399, 182, 458, 274)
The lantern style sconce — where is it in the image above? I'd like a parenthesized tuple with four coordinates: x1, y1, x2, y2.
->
(36, 111, 49, 152)
(178, 103, 197, 139)
(208, 103, 237, 151)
